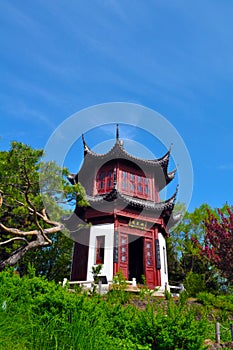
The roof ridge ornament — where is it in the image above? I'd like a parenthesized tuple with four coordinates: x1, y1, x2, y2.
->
(116, 123, 124, 147)
(82, 133, 86, 147)
(82, 133, 91, 156)
(116, 123, 119, 141)
(174, 184, 179, 199)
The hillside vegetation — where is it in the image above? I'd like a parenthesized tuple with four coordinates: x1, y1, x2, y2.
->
(1, 269, 233, 350)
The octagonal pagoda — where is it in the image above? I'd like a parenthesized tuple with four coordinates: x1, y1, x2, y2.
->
(67, 125, 179, 289)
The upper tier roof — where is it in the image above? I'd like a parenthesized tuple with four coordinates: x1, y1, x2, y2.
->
(75, 125, 176, 191)
(82, 126, 173, 169)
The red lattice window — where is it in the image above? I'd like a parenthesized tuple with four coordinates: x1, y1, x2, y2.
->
(95, 236, 105, 264)
(96, 167, 114, 194)
(119, 169, 153, 199)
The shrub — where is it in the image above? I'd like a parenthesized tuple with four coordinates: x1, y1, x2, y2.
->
(133, 299, 208, 350)
(0, 270, 210, 349)
(184, 271, 206, 297)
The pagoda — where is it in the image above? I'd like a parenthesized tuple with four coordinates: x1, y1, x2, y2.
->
(66, 125, 179, 289)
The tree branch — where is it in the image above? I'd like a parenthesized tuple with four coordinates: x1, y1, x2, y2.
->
(0, 223, 39, 236)
(0, 239, 50, 271)
(0, 236, 29, 246)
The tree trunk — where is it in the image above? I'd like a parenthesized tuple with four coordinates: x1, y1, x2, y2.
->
(0, 239, 50, 271)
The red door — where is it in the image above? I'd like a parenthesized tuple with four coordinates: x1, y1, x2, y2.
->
(144, 237, 155, 289)
(118, 233, 128, 280)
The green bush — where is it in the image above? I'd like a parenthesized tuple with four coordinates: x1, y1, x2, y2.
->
(133, 298, 207, 350)
(0, 270, 211, 350)
(197, 292, 233, 311)
(153, 302, 207, 350)
(184, 271, 206, 297)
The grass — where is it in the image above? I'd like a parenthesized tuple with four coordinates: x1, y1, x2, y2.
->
(0, 270, 233, 349)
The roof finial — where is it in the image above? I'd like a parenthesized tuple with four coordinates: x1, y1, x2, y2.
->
(82, 133, 86, 143)
(82, 133, 89, 155)
(116, 123, 119, 141)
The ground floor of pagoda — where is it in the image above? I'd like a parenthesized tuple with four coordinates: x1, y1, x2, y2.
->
(70, 221, 169, 290)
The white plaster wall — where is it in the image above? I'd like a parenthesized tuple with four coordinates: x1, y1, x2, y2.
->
(86, 223, 114, 282)
(158, 232, 169, 289)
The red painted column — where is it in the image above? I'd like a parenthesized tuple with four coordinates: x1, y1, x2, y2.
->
(154, 227, 161, 286)
(113, 216, 119, 277)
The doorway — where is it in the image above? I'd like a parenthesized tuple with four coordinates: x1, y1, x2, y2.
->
(128, 235, 144, 283)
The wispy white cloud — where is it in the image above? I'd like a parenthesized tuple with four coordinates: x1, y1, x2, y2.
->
(1, 72, 64, 106)
(1, 2, 48, 42)
(0, 92, 56, 131)
(218, 163, 233, 171)
(105, 0, 128, 21)
(3, 2, 39, 31)
(33, 55, 79, 81)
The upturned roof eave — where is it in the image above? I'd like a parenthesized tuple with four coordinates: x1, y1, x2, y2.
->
(81, 134, 172, 169)
(82, 186, 178, 213)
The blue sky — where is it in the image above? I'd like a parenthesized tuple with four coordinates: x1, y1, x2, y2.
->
(1, 1, 233, 212)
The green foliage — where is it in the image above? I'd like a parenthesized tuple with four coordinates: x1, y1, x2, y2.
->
(0, 270, 215, 350)
(133, 298, 208, 350)
(164, 288, 172, 301)
(91, 264, 103, 293)
(91, 264, 103, 283)
(17, 232, 73, 282)
(0, 143, 43, 235)
(166, 236, 183, 283)
(171, 204, 211, 272)
(197, 292, 233, 312)
(0, 270, 137, 349)
(139, 275, 158, 298)
(0, 142, 86, 280)
(108, 269, 131, 304)
(170, 204, 221, 293)
(196, 292, 233, 342)
(112, 269, 127, 290)
(184, 271, 206, 297)
(153, 303, 207, 349)
(40, 161, 88, 211)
